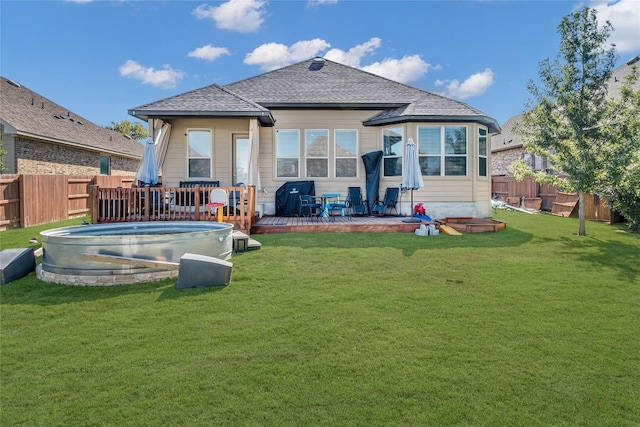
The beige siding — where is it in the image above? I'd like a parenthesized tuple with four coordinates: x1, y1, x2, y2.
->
(159, 112, 494, 215)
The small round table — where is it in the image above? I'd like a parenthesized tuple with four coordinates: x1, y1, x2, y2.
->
(206, 202, 225, 222)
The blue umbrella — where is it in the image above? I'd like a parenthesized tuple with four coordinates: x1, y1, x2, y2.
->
(136, 138, 159, 186)
(401, 138, 424, 223)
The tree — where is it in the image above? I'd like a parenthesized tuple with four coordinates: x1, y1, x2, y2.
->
(511, 7, 619, 236)
(0, 139, 7, 173)
(596, 68, 640, 232)
(105, 121, 149, 142)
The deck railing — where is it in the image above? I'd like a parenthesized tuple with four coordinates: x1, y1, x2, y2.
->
(90, 185, 256, 231)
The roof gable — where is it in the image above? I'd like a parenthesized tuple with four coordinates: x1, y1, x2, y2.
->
(0, 77, 143, 158)
(129, 57, 500, 132)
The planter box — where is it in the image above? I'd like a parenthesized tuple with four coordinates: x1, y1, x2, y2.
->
(437, 217, 506, 233)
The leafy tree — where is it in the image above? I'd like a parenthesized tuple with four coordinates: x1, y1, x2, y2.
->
(0, 139, 6, 173)
(105, 121, 149, 141)
(511, 7, 620, 236)
(596, 69, 640, 232)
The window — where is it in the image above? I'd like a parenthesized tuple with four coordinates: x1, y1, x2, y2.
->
(305, 129, 328, 178)
(187, 129, 212, 178)
(417, 125, 467, 176)
(99, 155, 110, 175)
(478, 128, 487, 177)
(276, 129, 300, 178)
(233, 135, 249, 184)
(335, 130, 358, 178)
(383, 127, 403, 177)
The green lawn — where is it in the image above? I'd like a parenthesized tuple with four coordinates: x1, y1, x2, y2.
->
(1, 211, 638, 426)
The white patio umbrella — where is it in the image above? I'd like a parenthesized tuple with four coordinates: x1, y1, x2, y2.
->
(401, 137, 424, 223)
(135, 138, 159, 186)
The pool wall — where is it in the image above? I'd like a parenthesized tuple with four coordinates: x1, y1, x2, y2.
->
(40, 221, 233, 276)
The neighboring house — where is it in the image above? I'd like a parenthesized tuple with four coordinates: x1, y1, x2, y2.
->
(0, 76, 143, 175)
(491, 54, 640, 176)
(129, 57, 500, 218)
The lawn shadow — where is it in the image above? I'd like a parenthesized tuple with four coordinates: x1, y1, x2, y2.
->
(254, 225, 533, 257)
(542, 234, 640, 283)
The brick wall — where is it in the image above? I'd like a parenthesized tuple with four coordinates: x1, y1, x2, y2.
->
(14, 136, 138, 175)
(491, 147, 523, 176)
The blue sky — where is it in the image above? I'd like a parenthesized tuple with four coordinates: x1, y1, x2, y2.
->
(2, 0, 639, 130)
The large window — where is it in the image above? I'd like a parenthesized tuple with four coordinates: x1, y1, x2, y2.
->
(276, 129, 300, 178)
(335, 130, 358, 178)
(478, 128, 487, 177)
(187, 129, 212, 178)
(417, 126, 467, 176)
(305, 129, 328, 178)
(383, 127, 403, 177)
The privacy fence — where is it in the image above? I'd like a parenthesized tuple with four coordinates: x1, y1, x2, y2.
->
(0, 174, 134, 230)
(491, 175, 620, 223)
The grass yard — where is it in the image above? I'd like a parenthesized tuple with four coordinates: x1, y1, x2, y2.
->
(1, 211, 639, 426)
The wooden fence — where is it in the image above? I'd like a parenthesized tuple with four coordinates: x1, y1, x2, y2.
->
(0, 174, 134, 230)
(491, 175, 619, 223)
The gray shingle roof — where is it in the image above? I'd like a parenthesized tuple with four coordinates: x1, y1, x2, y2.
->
(129, 84, 275, 125)
(130, 57, 500, 133)
(1, 77, 143, 158)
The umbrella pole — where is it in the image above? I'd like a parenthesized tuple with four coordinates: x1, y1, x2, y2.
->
(402, 189, 421, 223)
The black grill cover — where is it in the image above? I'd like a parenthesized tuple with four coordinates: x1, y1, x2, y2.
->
(275, 180, 316, 216)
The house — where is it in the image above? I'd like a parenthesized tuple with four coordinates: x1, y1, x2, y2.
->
(129, 57, 500, 219)
(491, 54, 640, 177)
(0, 76, 143, 176)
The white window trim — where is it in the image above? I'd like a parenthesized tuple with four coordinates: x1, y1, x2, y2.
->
(478, 127, 488, 178)
(186, 128, 213, 179)
(382, 126, 404, 177)
(417, 125, 469, 177)
(305, 129, 329, 178)
(275, 129, 301, 179)
(334, 129, 359, 178)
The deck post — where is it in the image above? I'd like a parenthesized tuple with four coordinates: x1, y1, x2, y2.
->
(90, 185, 98, 224)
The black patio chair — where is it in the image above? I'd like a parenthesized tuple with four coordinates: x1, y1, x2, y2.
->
(346, 186, 367, 216)
(298, 194, 322, 220)
(372, 187, 399, 216)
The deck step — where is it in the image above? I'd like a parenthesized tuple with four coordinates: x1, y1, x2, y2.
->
(232, 231, 261, 251)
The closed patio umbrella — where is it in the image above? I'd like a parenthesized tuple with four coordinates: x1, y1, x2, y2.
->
(362, 150, 383, 215)
(135, 138, 159, 186)
(401, 137, 423, 223)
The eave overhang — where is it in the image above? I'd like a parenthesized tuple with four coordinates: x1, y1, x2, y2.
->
(128, 109, 276, 126)
(363, 114, 502, 134)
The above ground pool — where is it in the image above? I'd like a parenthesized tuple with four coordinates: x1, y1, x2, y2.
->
(40, 221, 233, 277)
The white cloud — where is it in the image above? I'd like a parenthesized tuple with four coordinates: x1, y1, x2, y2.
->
(244, 39, 331, 71)
(589, 0, 640, 53)
(438, 69, 495, 100)
(188, 45, 231, 61)
(192, 0, 266, 33)
(244, 37, 435, 84)
(324, 38, 381, 67)
(361, 55, 432, 84)
(307, 0, 338, 6)
(119, 60, 185, 89)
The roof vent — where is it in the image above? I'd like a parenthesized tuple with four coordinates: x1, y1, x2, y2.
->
(309, 57, 325, 71)
(6, 79, 21, 88)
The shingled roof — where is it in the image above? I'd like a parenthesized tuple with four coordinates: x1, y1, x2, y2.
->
(1, 77, 143, 159)
(130, 57, 500, 133)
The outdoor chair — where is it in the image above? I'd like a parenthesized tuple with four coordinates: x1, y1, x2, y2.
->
(328, 197, 349, 221)
(346, 186, 367, 216)
(208, 189, 228, 222)
(298, 194, 322, 219)
(372, 187, 399, 216)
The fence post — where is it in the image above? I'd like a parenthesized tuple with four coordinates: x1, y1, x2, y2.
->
(194, 185, 201, 221)
(144, 185, 150, 221)
(90, 185, 98, 224)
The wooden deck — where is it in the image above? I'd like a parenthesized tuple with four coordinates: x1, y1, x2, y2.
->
(251, 214, 425, 234)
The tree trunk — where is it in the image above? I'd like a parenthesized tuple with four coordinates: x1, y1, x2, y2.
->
(578, 191, 586, 236)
